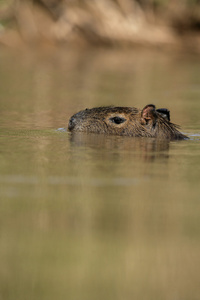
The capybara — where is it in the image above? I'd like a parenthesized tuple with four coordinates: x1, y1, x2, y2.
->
(68, 104, 187, 140)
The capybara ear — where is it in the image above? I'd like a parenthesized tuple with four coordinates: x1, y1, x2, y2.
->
(141, 104, 157, 125)
(156, 108, 170, 121)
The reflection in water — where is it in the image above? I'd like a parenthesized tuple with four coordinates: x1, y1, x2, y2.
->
(70, 132, 170, 162)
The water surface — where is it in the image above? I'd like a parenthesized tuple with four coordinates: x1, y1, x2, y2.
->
(0, 48, 200, 300)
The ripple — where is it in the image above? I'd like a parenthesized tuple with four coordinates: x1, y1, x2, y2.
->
(0, 175, 143, 187)
(57, 128, 67, 132)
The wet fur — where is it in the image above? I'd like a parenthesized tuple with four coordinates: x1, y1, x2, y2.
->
(68, 106, 187, 140)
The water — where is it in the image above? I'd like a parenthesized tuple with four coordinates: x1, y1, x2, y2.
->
(0, 48, 200, 300)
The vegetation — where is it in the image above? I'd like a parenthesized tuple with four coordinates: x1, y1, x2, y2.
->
(1, 0, 200, 51)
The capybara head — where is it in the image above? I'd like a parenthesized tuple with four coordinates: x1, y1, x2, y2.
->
(68, 104, 187, 140)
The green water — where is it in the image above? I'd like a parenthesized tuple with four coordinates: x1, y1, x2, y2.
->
(0, 48, 200, 300)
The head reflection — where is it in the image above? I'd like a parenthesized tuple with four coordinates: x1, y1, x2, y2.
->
(69, 132, 170, 162)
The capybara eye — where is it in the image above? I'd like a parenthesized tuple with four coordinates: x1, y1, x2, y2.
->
(109, 116, 126, 124)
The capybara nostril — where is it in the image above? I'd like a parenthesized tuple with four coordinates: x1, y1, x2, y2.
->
(68, 116, 76, 131)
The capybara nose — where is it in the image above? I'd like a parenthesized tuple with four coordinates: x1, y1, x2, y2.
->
(68, 116, 76, 131)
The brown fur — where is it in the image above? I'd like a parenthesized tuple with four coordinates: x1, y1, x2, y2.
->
(68, 105, 188, 140)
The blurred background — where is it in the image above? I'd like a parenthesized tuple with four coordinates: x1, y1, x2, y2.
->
(1, 0, 200, 51)
(0, 1, 200, 300)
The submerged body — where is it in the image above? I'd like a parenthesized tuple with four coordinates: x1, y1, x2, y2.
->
(68, 104, 187, 140)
